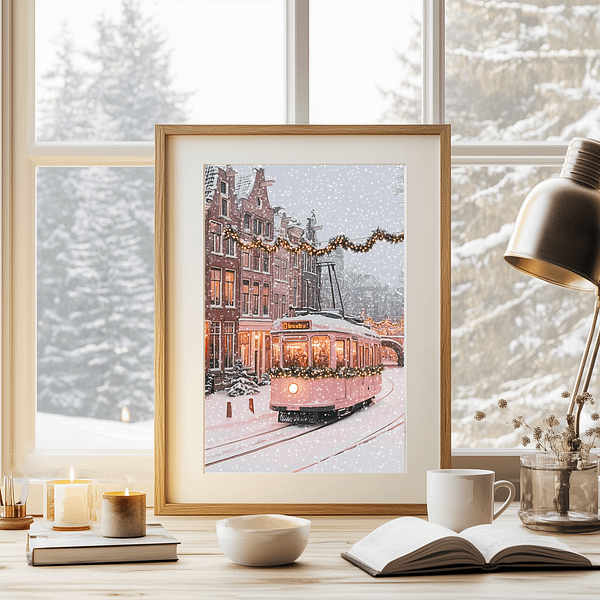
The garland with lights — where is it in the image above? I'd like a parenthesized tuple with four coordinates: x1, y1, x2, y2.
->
(364, 316, 404, 336)
(268, 364, 384, 380)
(223, 226, 403, 257)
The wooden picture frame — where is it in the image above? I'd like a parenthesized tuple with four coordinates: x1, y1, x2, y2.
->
(154, 125, 451, 515)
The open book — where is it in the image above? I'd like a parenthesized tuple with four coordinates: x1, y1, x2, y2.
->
(342, 517, 599, 576)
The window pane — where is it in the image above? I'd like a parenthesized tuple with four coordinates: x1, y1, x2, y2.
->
(451, 165, 600, 449)
(446, 0, 600, 142)
(36, 0, 285, 142)
(310, 0, 422, 124)
(37, 166, 154, 449)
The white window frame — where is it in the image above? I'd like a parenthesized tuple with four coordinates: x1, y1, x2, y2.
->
(1, 0, 570, 496)
(224, 270, 236, 308)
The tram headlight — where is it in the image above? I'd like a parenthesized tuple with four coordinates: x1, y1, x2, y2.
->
(288, 382, 299, 395)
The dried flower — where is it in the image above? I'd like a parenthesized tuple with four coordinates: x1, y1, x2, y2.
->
(561, 390, 571, 398)
(543, 414, 560, 428)
(584, 426, 600, 438)
(473, 392, 600, 456)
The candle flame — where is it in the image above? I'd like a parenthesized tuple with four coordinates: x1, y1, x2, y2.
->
(125, 487, 130, 496)
(69, 466, 75, 483)
(121, 406, 131, 423)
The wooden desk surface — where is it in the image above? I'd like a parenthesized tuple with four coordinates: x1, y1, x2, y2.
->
(2, 505, 600, 599)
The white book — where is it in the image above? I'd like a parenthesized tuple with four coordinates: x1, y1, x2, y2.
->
(26, 523, 179, 566)
(342, 517, 599, 576)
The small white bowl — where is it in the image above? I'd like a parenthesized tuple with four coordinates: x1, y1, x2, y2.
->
(216, 514, 311, 566)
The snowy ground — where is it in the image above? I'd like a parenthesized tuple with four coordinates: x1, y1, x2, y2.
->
(37, 412, 153, 450)
(205, 366, 405, 474)
(36, 368, 405, 473)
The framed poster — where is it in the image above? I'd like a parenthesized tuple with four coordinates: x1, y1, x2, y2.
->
(155, 125, 450, 515)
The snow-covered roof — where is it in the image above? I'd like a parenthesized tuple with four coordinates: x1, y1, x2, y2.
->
(204, 165, 219, 202)
(235, 171, 257, 201)
(271, 313, 380, 340)
(273, 210, 284, 236)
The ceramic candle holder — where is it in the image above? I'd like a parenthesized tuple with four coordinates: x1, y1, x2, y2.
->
(102, 491, 146, 538)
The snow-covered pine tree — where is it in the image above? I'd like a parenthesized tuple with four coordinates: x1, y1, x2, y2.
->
(225, 360, 261, 397)
(37, 28, 103, 416)
(37, 0, 187, 421)
(85, 0, 188, 141)
(382, 0, 600, 446)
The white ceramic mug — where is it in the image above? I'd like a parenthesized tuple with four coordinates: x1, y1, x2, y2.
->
(427, 469, 515, 532)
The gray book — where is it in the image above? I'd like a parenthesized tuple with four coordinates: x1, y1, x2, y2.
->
(26, 523, 179, 566)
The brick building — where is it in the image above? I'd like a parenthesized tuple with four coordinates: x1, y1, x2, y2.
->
(301, 211, 320, 309)
(205, 165, 322, 389)
(205, 165, 240, 378)
(236, 168, 275, 381)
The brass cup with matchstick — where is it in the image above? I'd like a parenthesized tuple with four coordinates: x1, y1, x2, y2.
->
(0, 475, 33, 530)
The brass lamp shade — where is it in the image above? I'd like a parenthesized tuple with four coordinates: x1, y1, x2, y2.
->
(504, 138, 600, 292)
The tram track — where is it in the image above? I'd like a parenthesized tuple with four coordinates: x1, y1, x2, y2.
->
(205, 422, 292, 452)
(292, 413, 405, 472)
(205, 420, 335, 467)
(205, 372, 400, 470)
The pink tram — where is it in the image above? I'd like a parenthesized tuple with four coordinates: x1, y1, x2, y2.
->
(268, 310, 384, 423)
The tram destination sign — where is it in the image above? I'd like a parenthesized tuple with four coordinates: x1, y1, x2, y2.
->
(283, 321, 311, 331)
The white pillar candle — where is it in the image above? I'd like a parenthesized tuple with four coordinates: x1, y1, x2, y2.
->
(102, 489, 146, 538)
(53, 467, 90, 530)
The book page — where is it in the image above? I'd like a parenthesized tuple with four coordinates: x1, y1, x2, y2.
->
(460, 523, 591, 566)
(346, 517, 468, 572)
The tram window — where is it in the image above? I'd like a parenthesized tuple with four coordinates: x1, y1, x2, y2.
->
(272, 336, 281, 367)
(346, 339, 351, 366)
(352, 340, 358, 367)
(283, 337, 308, 368)
(360, 345, 364, 368)
(370, 347, 374, 366)
(312, 336, 331, 368)
(335, 339, 346, 368)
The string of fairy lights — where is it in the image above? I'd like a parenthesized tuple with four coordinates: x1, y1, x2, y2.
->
(268, 364, 385, 381)
(223, 226, 403, 256)
(364, 316, 404, 336)
(223, 226, 400, 380)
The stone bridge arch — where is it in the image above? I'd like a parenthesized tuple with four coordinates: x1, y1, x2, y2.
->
(381, 338, 404, 367)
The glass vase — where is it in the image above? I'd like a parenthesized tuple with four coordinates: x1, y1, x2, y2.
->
(519, 452, 600, 533)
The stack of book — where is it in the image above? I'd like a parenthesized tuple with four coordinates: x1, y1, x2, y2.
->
(26, 522, 180, 566)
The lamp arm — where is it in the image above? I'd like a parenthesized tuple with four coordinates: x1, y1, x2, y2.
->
(569, 288, 600, 419)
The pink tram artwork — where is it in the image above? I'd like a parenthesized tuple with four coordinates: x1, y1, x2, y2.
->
(268, 308, 384, 423)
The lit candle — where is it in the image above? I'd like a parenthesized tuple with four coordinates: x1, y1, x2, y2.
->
(53, 467, 91, 530)
(102, 488, 146, 538)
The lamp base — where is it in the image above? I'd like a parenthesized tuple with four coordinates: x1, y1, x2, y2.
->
(518, 509, 600, 533)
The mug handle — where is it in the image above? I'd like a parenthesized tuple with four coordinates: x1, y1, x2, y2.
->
(493, 480, 516, 520)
